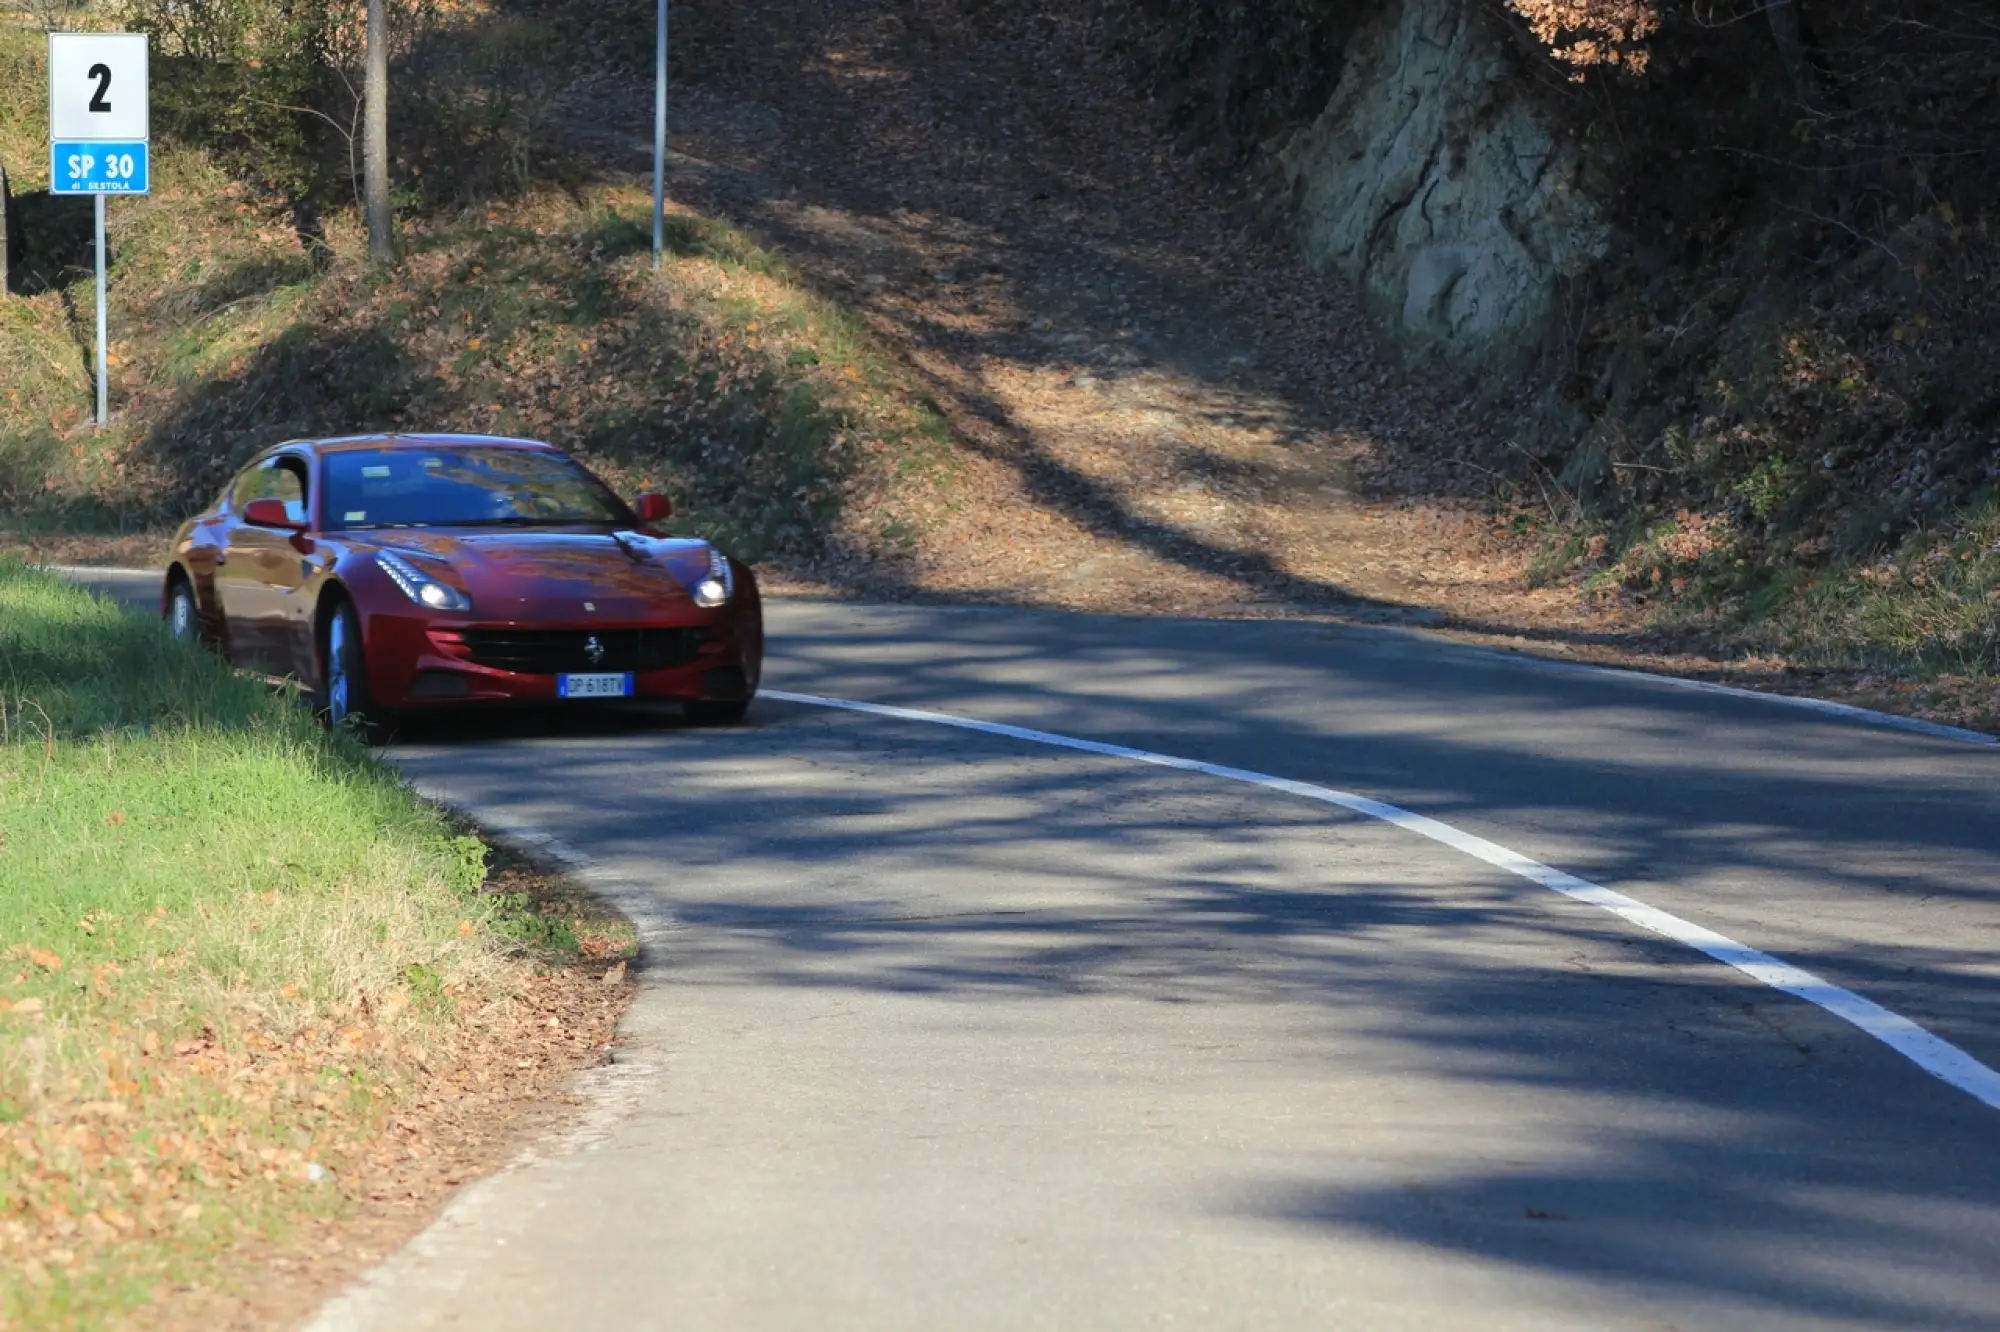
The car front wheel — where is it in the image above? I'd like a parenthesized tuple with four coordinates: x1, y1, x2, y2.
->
(320, 600, 389, 743)
(683, 698, 751, 726)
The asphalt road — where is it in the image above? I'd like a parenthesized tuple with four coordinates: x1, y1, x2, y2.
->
(73, 570, 2000, 1329)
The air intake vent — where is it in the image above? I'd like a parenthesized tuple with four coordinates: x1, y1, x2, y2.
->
(459, 628, 706, 675)
(407, 671, 473, 699)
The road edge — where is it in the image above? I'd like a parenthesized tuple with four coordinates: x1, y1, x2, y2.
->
(297, 790, 678, 1331)
(56, 566, 2000, 748)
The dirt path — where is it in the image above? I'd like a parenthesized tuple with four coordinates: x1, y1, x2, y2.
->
(552, 0, 1552, 625)
(566, 0, 1996, 736)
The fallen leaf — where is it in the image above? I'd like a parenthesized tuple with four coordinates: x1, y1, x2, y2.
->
(602, 961, 627, 986)
(107, 810, 128, 828)
(29, 949, 61, 972)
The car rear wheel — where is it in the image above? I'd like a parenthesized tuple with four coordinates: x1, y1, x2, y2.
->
(321, 601, 390, 743)
(166, 577, 201, 646)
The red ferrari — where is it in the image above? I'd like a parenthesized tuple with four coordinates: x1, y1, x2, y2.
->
(161, 433, 762, 736)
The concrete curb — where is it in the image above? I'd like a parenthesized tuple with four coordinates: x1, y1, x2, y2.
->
(300, 787, 677, 1332)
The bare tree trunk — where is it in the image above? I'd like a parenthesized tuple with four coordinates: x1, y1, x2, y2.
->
(1766, 0, 1825, 118)
(0, 158, 15, 298)
(364, 0, 393, 265)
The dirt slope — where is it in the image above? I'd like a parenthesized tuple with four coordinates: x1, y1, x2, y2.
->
(548, 0, 1537, 624)
(560, 0, 1980, 730)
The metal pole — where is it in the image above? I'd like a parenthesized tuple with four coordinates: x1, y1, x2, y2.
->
(94, 193, 108, 427)
(652, 0, 667, 270)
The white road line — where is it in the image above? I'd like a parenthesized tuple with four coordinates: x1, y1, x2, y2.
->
(766, 688, 2000, 1112)
(41, 563, 163, 581)
(1494, 650, 1999, 746)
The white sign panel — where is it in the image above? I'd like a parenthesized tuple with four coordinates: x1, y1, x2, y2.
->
(49, 32, 149, 142)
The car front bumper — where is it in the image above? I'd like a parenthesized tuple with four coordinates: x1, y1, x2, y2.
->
(362, 610, 759, 709)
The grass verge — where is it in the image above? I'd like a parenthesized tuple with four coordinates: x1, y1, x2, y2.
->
(1525, 500, 2000, 672)
(1, 17, 956, 575)
(0, 560, 633, 1328)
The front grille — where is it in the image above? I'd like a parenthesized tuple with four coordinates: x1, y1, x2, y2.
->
(460, 627, 707, 675)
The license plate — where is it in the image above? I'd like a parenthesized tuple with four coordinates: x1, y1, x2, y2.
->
(558, 673, 633, 699)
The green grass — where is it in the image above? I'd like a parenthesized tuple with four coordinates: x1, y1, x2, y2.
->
(1, 13, 958, 571)
(118, 186, 959, 564)
(0, 560, 535, 1327)
(1523, 495, 2000, 685)
(1769, 500, 2000, 676)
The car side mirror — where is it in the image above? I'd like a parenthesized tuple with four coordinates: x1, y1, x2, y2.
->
(634, 492, 673, 524)
(242, 498, 305, 531)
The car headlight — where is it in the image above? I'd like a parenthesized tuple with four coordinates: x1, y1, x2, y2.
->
(692, 546, 733, 608)
(376, 550, 473, 613)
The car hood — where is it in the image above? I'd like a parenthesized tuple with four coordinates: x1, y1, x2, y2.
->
(355, 528, 717, 619)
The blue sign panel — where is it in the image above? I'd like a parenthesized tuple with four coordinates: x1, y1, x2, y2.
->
(50, 141, 150, 195)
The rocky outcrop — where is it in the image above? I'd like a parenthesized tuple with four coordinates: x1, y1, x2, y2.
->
(1270, 0, 1609, 375)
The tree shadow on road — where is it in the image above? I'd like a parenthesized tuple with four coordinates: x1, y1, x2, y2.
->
(392, 679, 2000, 1329)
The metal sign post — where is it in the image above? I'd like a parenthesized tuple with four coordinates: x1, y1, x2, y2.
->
(94, 195, 107, 424)
(48, 32, 150, 427)
(652, 0, 667, 271)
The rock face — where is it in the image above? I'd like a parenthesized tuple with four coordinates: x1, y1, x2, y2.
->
(1272, 0, 1609, 375)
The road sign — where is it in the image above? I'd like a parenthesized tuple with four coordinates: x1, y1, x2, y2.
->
(51, 141, 150, 195)
(48, 32, 150, 427)
(49, 33, 150, 199)
(49, 32, 149, 145)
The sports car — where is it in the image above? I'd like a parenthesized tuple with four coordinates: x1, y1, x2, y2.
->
(161, 433, 762, 736)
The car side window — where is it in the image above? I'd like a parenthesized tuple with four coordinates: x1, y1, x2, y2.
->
(275, 458, 310, 525)
(232, 458, 309, 525)
(230, 462, 268, 513)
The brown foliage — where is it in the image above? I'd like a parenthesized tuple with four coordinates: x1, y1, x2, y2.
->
(1505, 0, 1660, 73)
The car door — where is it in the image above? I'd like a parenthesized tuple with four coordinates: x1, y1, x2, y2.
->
(214, 454, 314, 676)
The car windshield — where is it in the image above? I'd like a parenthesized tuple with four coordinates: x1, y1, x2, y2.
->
(321, 447, 630, 531)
